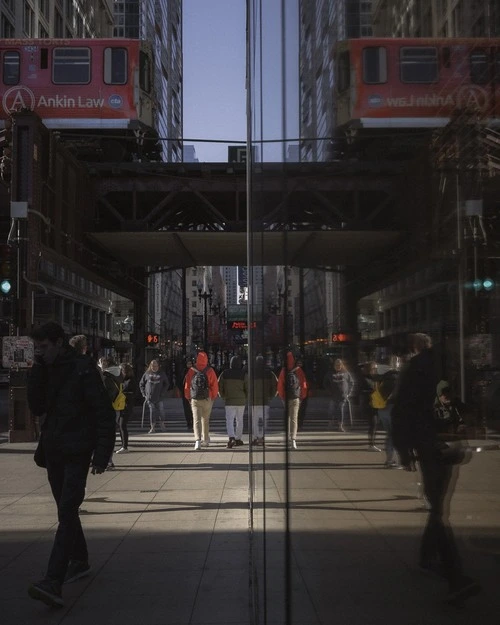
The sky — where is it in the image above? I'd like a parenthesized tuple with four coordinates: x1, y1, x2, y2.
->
(182, 0, 247, 162)
(182, 0, 299, 163)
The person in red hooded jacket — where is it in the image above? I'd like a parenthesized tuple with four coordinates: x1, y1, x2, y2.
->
(277, 352, 308, 449)
(183, 351, 219, 450)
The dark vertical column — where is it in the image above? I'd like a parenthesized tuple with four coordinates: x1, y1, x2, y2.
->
(133, 277, 147, 378)
(298, 268, 305, 352)
(181, 268, 187, 355)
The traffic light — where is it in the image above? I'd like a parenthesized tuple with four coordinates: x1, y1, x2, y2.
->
(0, 244, 14, 298)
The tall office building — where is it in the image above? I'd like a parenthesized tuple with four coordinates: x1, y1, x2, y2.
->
(300, 0, 373, 163)
(1, 0, 114, 38)
(114, 0, 182, 163)
(222, 266, 238, 306)
(373, 0, 500, 37)
(298, 1, 369, 352)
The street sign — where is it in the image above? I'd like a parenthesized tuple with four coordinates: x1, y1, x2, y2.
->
(2, 336, 34, 368)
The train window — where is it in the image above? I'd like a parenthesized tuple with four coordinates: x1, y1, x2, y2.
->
(470, 50, 489, 84)
(337, 51, 350, 92)
(139, 51, 151, 93)
(362, 47, 387, 84)
(53, 47, 90, 84)
(400, 47, 438, 83)
(3, 51, 20, 85)
(104, 48, 127, 85)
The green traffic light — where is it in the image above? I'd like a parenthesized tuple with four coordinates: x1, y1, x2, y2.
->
(472, 278, 482, 291)
(0, 279, 11, 295)
(483, 278, 494, 291)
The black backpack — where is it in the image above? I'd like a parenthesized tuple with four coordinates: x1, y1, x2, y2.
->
(190, 366, 209, 400)
(286, 368, 301, 399)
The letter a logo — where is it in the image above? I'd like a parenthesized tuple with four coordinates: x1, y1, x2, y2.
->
(2, 86, 36, 115)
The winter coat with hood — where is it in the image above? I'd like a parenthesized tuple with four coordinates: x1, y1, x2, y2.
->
(218, 356, 248, 406)
(27, 348, 116, 469)
(277, 352, 308, 402)
(101, 364, 124, 405)
(139, 368, 169, 404)
(183, 351, 219, 401)
(251, 356, 277, 405)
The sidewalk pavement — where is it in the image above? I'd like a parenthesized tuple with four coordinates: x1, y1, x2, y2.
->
(0, 397, 499, 625)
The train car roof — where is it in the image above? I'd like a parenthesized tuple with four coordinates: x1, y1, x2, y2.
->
(342, 37, 500, 45)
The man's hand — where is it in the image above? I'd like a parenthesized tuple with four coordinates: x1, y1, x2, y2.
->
(91, 465, 106, 475)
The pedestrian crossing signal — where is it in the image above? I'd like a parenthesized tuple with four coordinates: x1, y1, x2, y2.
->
(146, 333, 160, 345)
(331, 333, 353, 343)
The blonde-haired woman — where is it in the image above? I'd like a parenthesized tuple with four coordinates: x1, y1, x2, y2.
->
(139, 359, 169, 433)
(323, 358, 354, 432)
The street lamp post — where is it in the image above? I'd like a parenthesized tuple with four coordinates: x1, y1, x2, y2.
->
(197, 278, 212, 351)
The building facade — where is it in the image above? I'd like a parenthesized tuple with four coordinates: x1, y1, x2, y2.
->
(373, 0, 500, 37)
(1, 0, 114, 39)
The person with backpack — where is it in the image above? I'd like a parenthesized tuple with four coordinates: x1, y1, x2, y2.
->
(376, 368, 400, 467)
(139, 359, 169, 433)
(26, 322, 116, 608)
(114, 362, 137, 454)
(323, 358, 354, 432)
(218, 355, 248, 448)
(277, 351, 308, 449)
(361, 361, 381, 450)
(183, 351, 219, 450)
(99, 356, 124, 469)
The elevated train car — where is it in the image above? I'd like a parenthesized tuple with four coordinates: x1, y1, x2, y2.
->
(336, 37, 500, 133)
(0, 38, 159, 160)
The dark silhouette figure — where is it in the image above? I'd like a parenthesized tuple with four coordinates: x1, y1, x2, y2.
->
(392, 333, 481, 605)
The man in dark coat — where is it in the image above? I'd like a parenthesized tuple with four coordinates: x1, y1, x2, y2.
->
(27, 322, 116, 608)
(392, 333, 481, 605)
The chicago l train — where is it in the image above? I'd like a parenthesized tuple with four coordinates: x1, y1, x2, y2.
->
(0, 38, 159, 160)
(335, 38, 500, 131)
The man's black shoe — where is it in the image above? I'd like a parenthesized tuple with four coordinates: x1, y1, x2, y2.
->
(234, 439, 244, 446)
(28, 578, 64, 608)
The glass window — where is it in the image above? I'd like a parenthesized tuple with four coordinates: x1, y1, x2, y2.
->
(53, 47, 90, 84)
(363, 47, 387, 84)
(104, 47, 127, 85)
(400, 47, 438, 83)
(3, 51, 19, 85)
(470, 49, 489, 84)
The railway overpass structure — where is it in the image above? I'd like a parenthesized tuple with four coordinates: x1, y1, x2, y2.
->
(1, 111, 500, 441)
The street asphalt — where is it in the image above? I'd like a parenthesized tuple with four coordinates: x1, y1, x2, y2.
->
(0, 397, 499, 625)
